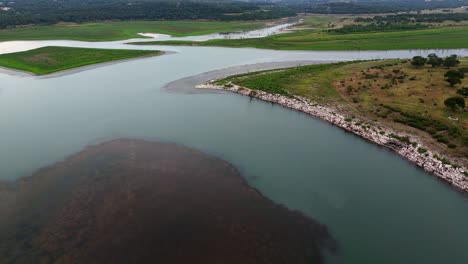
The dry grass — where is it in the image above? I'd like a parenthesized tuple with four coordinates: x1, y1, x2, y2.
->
(334, 59, 467, 161)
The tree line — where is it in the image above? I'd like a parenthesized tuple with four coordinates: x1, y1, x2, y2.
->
(295, 0, 468, 15)
(328, 23, 427, 34)
(355, 13, 468, 24)
(2, 0, 468, 29)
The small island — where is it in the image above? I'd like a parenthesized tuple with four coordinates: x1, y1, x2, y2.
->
(0, 46, 162, 75)
(0, 139, 336, 263)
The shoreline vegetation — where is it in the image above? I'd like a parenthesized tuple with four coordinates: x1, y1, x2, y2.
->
(0, 20, 268, 42)
(131, 11, 468, 51)
(0, 46, 163, 75)
(131, 26, 468, 51)
(195, 60, 468, 193)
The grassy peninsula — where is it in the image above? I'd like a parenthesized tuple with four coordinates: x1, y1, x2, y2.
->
(215, 57, 468, 164)
(0, 21, 266, 42)
(0, 46, 162, 75)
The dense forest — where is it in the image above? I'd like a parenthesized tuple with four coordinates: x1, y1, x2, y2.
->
(0, 1, 295, 28)
(1, 0, 468, 28)
(296, 0, 468, 14)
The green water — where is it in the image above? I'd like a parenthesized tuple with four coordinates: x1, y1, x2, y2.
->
(0, 45, 467, 263)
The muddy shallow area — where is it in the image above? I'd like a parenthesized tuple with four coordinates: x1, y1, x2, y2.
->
(0, 139, 335, 263)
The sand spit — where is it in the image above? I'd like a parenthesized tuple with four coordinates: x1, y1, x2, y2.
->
(163, 60, 340, 93)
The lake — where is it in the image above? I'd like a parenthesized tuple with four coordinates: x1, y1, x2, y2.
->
(0, 41, 467, 263)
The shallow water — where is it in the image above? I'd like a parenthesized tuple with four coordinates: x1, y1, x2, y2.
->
(138, 22, 295, 41)
(0, 41, 467, 263)
(0, 139, 335, 263)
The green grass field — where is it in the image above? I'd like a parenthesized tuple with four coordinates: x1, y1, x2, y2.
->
(218, 60, 468, 161)
(134, 26, 468, 50)
(0, 21, 266, 42)
(0, 46, 161, 75)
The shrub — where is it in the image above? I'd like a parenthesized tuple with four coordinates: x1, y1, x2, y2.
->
(444, 69, 464, 87)
(389, 133, 412, 145)
(444, 96, 465, 111)
(443, 54, 460, 68)
(411, 56, 427, 67)
(456, 87, 468, 97)
(427, 53, 443, 68)
(417, 147, 427, 153)
(436, 137, 449, 144)
(440, 157, 451, 165)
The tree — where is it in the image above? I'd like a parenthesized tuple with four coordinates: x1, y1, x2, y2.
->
(427, 53, 443, 67)
(444, 96, 465, 111)
(411, 56, 427, 67)
(445, 70, 464, 87)
(457, 87, 468, 97)
(443, 54, 460, 68)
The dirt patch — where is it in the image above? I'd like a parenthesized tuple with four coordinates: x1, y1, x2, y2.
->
(22, 53, 59, 65)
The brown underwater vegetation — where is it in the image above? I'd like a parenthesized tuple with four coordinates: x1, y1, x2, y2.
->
(0, 139, 336, 264)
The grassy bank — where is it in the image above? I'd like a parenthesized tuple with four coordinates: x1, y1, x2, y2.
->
(216, 59, 468, 162)
(0, 46, 161, 75)
(0, 21, 266, 42)
(133, 26, 468, 50)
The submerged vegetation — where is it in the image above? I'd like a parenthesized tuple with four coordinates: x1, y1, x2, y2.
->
(0, 139, 335, 263)
(0, 46, 161, 75)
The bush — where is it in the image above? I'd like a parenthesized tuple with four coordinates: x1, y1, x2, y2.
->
(444, 69, 464, 87)
(411, 56, 427, 67)
(443, 55, 460, 68)
(456, 87, 468, 97)
(444, 96, 465, 111)
(417, 147, 427, 154)
(389, 133, 412, 145)
(436, 137, 449, 144)
(249, 90, 257, 97)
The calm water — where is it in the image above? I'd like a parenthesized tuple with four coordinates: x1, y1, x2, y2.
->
(0, 43, 467, 263)
(138, 22, 296, 41)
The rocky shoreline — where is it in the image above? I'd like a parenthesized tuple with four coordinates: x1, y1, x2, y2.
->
(197, 82, 468, 193)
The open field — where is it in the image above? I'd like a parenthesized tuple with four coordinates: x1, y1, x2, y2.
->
(0, 46, 161, 75)
(216, 59, 468, 162)
(134, 26, 468, 50)
(0, 21, 266, 42)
